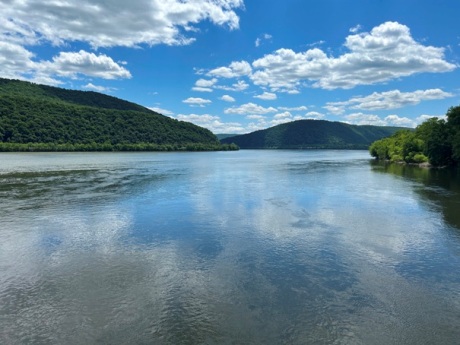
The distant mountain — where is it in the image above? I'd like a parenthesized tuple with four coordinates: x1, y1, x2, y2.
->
(0, 78, 236, 151)
(220, 119, 407, 149)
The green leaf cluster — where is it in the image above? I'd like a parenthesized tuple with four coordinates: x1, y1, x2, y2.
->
(0, 78, 238, 151)
(369, 105, 460, 166)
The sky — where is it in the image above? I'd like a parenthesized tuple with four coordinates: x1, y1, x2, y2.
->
(1, 0, 460, 134)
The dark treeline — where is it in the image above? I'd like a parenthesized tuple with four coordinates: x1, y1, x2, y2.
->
(0, 142, 238, 152)
(369, 105, 460, 166)
(0, 78, 238, 151)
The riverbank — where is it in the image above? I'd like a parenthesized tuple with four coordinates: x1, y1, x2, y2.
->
(0, 142, 239, 152)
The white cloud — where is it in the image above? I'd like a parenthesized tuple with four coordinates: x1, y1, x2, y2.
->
(215, 80, 249, 92)
(278, 106, 308, 112)
(344, 113, 387, 126)
(220, 95, 236, 102)
(270, 110, 324, 125)
(82, 83, 116, 93)
(192, 78, 217, 92)
(251, 22, 456, 91)
(0, 44, 130, 84)
(255, 33, 272, 47)
(0, 41, 38, 80)
(349, 24, 362, 33)
(323, 104, 346, 115)
(176, 113, 245, 134)
(246, 115, 264, 120)
(43, 50, 132, 79)
(208, 60, 252, 78)
(195, 78, 218, 87)
(247, 120, 269, 132)
(343, 112, 415, 127)
(148, 106, 174, 116)
(192, 87, 213, 92)
(225, 102, 277, 115)
(254, 92, 277, 100)
(0, 0, 244, 48)
(182, 97, 212, 106)
(326, 88, 453, 113)
(274, 111, 292, 119)
(305, 111, 325, 120)
(384, 114, 416, 127)
(416, 114, 447, 124)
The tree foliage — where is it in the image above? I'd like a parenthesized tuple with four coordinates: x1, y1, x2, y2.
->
(369, 105, 460, 166)
(0, 78, 238, 151)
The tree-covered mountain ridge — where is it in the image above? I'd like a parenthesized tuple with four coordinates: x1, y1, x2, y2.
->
(0, 78, 237, 151)
(221, 119, 407, 149)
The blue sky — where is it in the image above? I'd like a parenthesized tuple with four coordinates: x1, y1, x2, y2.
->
(1, 0, 459, 134)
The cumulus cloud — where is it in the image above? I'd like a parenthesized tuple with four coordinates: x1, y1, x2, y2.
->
(344, 112, 416, 127)
(384, 114, 416, 127)
(182, 97, 212, 106)
(0, 0, 244, 48)
(220, 95, 236, 102)
(215, 80, 249, 92)
(254, 92, 277, 100)
(326, 88, 453, 113)
(274, 111, 292, 119)
(0, 41, 37, 80)
(0, 1, 244, 83)
(344, 113, 387, 126)
(250, 21, 456, 92)
(192, 78, 218, 92)
(176, 113, 245, 133)
(305, 111, 325, 120)
(224, 102, 277, 115)
(323, 104, 347, 115)
(208, 60, 252, 78)
(0, 44, 131, 83)
(43, 50, 132, 79)
(195, 78, 217, 87)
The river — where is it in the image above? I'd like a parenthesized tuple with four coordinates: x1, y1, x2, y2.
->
(0, 150, 459, 344)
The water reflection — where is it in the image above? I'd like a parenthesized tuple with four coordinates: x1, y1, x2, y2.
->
(0, 151, 459, 344)
(370, 161, 460, 231)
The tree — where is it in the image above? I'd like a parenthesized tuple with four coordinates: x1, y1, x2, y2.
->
(416, 118, 452, 166)
(446, 106, 460, 163)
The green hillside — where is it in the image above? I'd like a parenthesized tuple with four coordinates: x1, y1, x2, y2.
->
(0, 78, 237, 151)
(220, 119, 406, 149)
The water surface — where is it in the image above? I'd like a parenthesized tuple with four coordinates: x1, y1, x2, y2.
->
(1, 150, 459, 344)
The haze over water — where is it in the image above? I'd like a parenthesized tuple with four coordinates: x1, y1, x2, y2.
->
(1, 150, 459, 344)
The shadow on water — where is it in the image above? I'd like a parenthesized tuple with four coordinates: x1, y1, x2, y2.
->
(370, 161, 460, 233)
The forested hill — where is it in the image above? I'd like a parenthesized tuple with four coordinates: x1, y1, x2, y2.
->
(0, 78, 151, 113)
(0, 78, 235, 151)
(220, 120, 406, 149)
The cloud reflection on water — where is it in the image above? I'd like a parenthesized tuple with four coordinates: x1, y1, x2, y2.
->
(1, 151, 459, 344)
